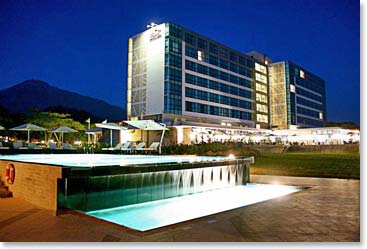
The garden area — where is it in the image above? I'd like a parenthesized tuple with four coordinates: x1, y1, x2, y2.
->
(162, 143, 360, 179)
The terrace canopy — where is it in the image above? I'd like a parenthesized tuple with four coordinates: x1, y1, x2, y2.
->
(95, 122, 127, 148)
(124, 120, 168, 154)
(50, 126, 78, 144)
(10, 123, 46, 143)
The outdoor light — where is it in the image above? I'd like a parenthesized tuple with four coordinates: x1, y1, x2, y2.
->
(227, 154, 235, 160)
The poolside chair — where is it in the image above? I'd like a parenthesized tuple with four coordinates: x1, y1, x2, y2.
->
(12, 141, 28, 150)
(120, 141, 133, 153)
(138, 142, 160, 153)
(62, 143, 77, 150)
(28, 142, 43, 150)
(132, 142, 146, 153)
(102, 142, 123, 151)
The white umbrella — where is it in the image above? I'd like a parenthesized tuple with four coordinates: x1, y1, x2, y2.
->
(10, 123, 46, 142)
(0, 125, 5, 130)
(95, 122, 127, 148)
(50, 126, 78, 143)
(124, 120, 168, 154)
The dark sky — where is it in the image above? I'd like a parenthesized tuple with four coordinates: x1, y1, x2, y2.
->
(0, 0, 360, 123)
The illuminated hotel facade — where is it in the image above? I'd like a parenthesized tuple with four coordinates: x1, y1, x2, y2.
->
(126, 22, 327, 143)
(127, 22, 270, 129)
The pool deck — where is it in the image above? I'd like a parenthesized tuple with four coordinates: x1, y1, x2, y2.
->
(0, 175, 360, 242)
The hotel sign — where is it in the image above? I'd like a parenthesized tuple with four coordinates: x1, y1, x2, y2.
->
(150, 28, 162, 42)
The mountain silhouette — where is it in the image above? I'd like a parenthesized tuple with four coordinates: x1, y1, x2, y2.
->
(0, 80, 125, 121)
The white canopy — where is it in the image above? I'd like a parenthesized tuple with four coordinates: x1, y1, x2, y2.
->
(10, 123, 46, 142)
(124, 120, 168, 154)
(96, 122, 127, 148)
(0, 125, 5, 130)
(124, 120, 168, 131)
(96, 122, 127, 130)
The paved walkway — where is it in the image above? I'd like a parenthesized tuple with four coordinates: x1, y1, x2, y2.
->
(0, 175, 360, 242)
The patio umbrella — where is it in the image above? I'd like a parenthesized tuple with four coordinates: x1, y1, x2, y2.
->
(10, 123, 46, 142)
(96, 122, 127, 148)
(50, 126, 78, 144)
(0, 125, 5, 130)
(124, 120, 168, 154)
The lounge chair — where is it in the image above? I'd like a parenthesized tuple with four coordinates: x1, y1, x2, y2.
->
(62, 143, 77, 150)
(0, 142, 9, 150)
(131, 142, 146, 153)
(28, 142, 43, 150)
(102, 142, 123, 151)
(12, 141, 28, 150)
(120, 141, 133, 153)
(138, 142, 160, 153)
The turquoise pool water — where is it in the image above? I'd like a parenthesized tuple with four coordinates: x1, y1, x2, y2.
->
(0, 154, 226, 167)
(86, 184, 302, 231)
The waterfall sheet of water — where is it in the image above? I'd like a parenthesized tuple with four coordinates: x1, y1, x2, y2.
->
(63, 162, 247, 211)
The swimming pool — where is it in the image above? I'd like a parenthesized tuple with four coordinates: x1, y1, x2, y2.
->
(0, 154, 253, 212)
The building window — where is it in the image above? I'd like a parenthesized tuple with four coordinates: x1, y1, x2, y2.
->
(300, 70, 305, 78)
(255, 63, 267, 74)
(197, 38, 208, 50)
(185, 32, 196, 46)
(255, 73, 267, 83)
(290, 84, 296, 93)
(256, 93, 267, 103)
(209, 43, 219, 55)
(198, 51, 203, 61)
(256, 83, 267, 93)
(256, 114, 268, 123)
(256, 104, 268, 113)
(319, 112, 323, 120)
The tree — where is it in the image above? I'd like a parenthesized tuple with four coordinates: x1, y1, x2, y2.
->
(26, 111, 86, 143)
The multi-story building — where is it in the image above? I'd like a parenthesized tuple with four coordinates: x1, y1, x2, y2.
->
(127, 22, 270, 129)
(268, 61, 326, 129)
(126, 22, 327, 145)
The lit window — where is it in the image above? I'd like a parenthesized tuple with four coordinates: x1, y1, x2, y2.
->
(319, 112, 323, 120)
(255, 63, 266, 74)
(256, 104, 268, 113)
(256, 83, 267, 93)
(290, 84, 296, 93)
(198, 51, 203, 61)
(256, 114, 268, 123)
(255, 73, 267, 83)
(300, 70, 305, 78)
(256, 93, 267, 103)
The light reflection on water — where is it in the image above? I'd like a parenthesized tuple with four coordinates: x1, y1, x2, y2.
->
(86, 183, 302, 231)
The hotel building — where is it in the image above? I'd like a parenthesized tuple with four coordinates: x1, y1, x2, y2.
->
(127, 22, 270, 130)
(126, 22, 329, 144)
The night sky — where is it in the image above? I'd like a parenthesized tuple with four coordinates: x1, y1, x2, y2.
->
(0, 0, 360, 123)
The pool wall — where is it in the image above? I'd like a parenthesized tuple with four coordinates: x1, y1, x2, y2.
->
(58, 159, 251, 212)
(0, 156, 253, 214)
(0, 160, 63, 212)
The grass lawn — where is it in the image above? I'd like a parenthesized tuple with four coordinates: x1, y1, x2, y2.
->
(251, 152, 360, 179)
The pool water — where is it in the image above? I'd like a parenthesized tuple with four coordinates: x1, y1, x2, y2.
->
(86, 183, 302, 231)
